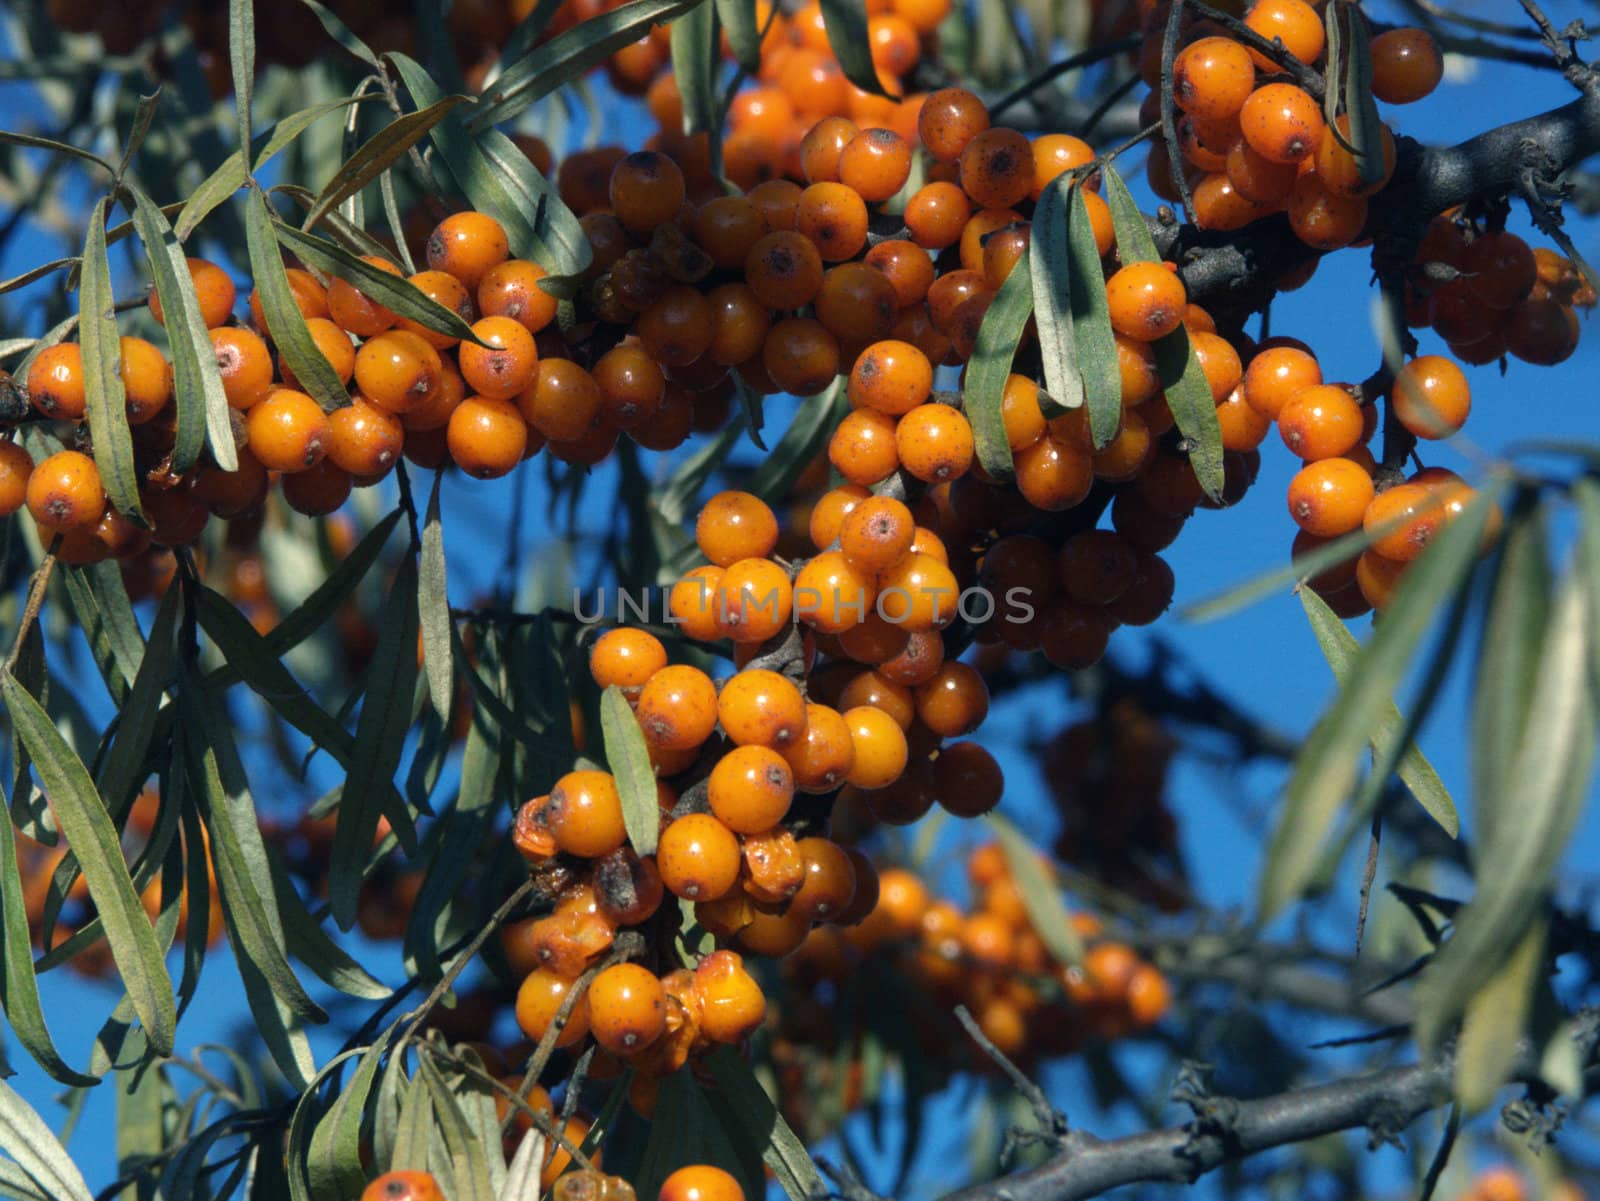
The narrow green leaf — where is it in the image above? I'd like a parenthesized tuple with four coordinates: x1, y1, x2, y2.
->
(1182, 522, 1376, 622)
(390, 1066, 434, 1176)
(1322, 1, 1344, 134)
(0, 131, 114, 176)
(1260, 483, 1504, 920)
(244, 189, 349, 411)
(297, 0, 381, 66)
(128, 184, 236, 473)
(1575, 477, 1600, 691)
(671, 4, 720, 136)
(1101, 166, 1158, 263)
(1152, 324, 1224, 500)
(1339, 4, 1388, 190)
(464, 0, 706, 131)
(271, 854, 390, 1000)
(308, 1033, 392, 1200)
(1300, 587, 1458, 836)
(1416, 561, 1593, 1053)
(1453, 918, 1544, 1113)
(95, 583, 179, 820)
(499, 1126, 547, 1201)
(305, 98, 467, 231)
(0, 1078, 95, 1201)
(989, 812, 1083, 965)
(0, 257, 79, 296)
(964, 255, 1033, 480)
(59, 559, 145, 703)
(272, 221, 480, 345)
(114, 1056, 165, 1198)
(704, 1047, 825, 1201)
(286, 1049, 367, 1201)
(747, 380, 848, 503)
(715, 0, 761, 71)
(600, 685, 661, 857)
(79, 196, 144, 521)
(1066, 183, 1120, 447)
(114, 90, 163, 185)
(229, 0, 256, 152)
(819, 0, 888, 94)
(2, 674, 176, 1054)
(1031, 177, 1083, 418)
(418, 1056, 497, 1201)
(419, 471, 454, 721)
(330, 557, 422, 930)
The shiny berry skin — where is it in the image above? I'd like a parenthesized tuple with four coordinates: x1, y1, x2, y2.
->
(715, 557, 793, 643)
(590, 628, 668, 693)
(708, 745, 795, 834)
(919, 87, 990, 163)
(1106, 262, 1186, 341)
(839, 495, 915, 573)
(696, 491, 778, 566)
(514, 968, 591, 1047)
(718, 668, 807, 749)
(659, 1163, 746, 1201)
(636, 664, 719, 751)
(843, 704, 908, 789)
(327, 257, 401, 338)
(149, 256, 236, 330)
(587, 963, 667, 1054)
(797, 181, 869, 262)
(839, 128, 914, 203)
(781, 701, 856, 793)
(896, 403, 974, 483)
(0, 441, 33, 518)
(459, 316, 538, 401)
(1391, 355, 1470, 439)
(547, 770, 628, 858)
(592, 343, 665, 429)
(477, 258, 558, 334)
(1242, 343, 1321, 419)
(117, 336, 173, 425)
(1287, 456, 1375, 537)
(360, 1171, 445, 1201)
(849, 339, 933, 416)
(247, 389, 330, 473)
(1244, 0, 1325, 66)
(763, 316, 841, 397)
(1240, 83, 1325, 164)
(518, 358, 601, 443)
(657, 813, 742, 901)
(669, 565, 725, 643)
(1173, 37, 1256, 124)
(1369, 27, 1443, 104)
(397, 270, 473, 351)
(611, 151, 687, 234)
(446, 394, 528, 479)
(794, 549, 876, 633)
(25, 343, 87, 420)
(354, 330, 444, 414)
(281, 460, 352, 517)
(210, 327, 274, 410)
(327, 396, 403, 477)
(745, 230, 825, 310)
(25, 449, 103, 530)
(1278, 384, 1365, 461)
(959, 127, 1035, 210)
(904, 181, 972, 251)
(828, 408, 901, 486)
(426, 211, 509, 289)
(914, 661, 989, 737)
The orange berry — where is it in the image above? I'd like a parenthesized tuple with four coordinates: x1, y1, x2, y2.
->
(1277, 384, 1365, 461)
(913, 660, 989, 737)
(327, 256, 401, 337)
(593, 343, 666, 429)
(876, 552, 960, 631)
(1242, 340, 1321, 419)
(918, 87, 990, 163)
(843, 704, 908, 789)
(669, 565, 726, 642)
(1015, 435, 1093, 511)
(590, 628, 668, 692)
(829, 408, 901, 486)
(695, 948, 766, 1042)
(247, 389, 330, 473)
(637, 663, 719, 752)
(477, 258, 559, 334)
(658, 813, 742, 901)
(327, 395, 403, 477)
(1370, 27, 1443, 104)
(518, 358, 601, 443)
(794, 549, 876, 633)
(659, 1164, 746, 1201)
(354, 330, 444, 414)
(210, 327, 274, 410)
(25, 343, 86, 419)
(361, 1171, 444, 1201)
(1315, 114, 1397, 199)
(398, 269, 473, 350)
(1173, 37, 1256, 123)
(514, 968, 591, 1046)
(782, 701, 857, 792)
(547, 770, 628, 858)
(587, 963, 666, 1054)
(1243, 0, 1324, 67)
(904, 181, 972, 251)
(426, 211, 509, 289)
(708, 745, 795, 834)
(446, 394, 528, 478)
(1240, 82, 1324, 164)
(718, 668, 807, 749)
(958, 127, 1034, 210)
(1287, 456, 1375, 537)
(715, 557, 793, 643)
(745, 230, 825, 309)
(0, 441, 33, 518)
(459, 315, 538, 400)
(117, 337, 173, 425)
(1106, 262, 1186, 341)
(25, 449, 103, 530)
(895, 403, 974, 483)
(696, 491, 778, 566)
(839, 128, 913, 203)
(149, 256, 236, 329)
(1391, 354, 1470, 439)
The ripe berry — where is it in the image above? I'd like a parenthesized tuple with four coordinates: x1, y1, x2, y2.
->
(1106, 262, 1186, 342)
(919, 87, 990, 163)
(763, 316, 841, 397)
(426, 211, 510, 289)
(636, 664, 719, 750)
(118, 336, 173, 425)
(477, 258, 557, 334)
(1242, 343, 1321, 418)
(896, 403, 974, 484)
(149, 256, 236, 329)
(1370, 27, 1443, 104)
(1240, 83, 1325, 164)
(459, 316, 538, 400)
(669, 565, 726, 642)
(1277, 384, 1365, 461)
(843, 704, 909, 789)
(708, 745, 795, 834)
(715, 557, 793, 643)
(587, 963, 667, 1054)
(327, 257, 401, 337)
(247, 389, 330, 473)
(1287, 456, 1375, 537)
(695, 949, 766, 1042)
(361, 1170, 444, 1201)
(446, 395, 528, 478)
(327, 396, 403, 477)
(0, 441, 33, 518)
(839, 128, 913, 202)
(904, 181, 972, 251)
(1391, 355, 1470, 439)
(355, 330, 443, 414)
(914, 661, 989, 737)
(696, 491, 778, 566)
(658, 813, 742, 901)
(514, 968, 591, 1047)
(593, 343, 666, 429)
(959, 127, 1035, 210)
(718, 668, 807, 748)
(281, 460, 352, 517)
(210, 327, 274, 410)
(590, 628, 668, 692)
(798, 181, 869, 261)
(745, 230, 825, 309)
(25, 343, 87, 420)
(1173, 37, 1257, 123)
(1014, 435, 1093, 511)
(27, 448, 107, 532)
(547, 770, 627, 858)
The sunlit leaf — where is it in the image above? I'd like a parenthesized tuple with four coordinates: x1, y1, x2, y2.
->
(601, 685, 661, 856)
(964, 252, 1033, 480)
(78, 196, 144, 521)
(990, 812, 1083, 965)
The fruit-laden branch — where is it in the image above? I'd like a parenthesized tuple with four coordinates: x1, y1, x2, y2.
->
(1163, 91, 1600, 312)
(934, 1009, 1600, 1201)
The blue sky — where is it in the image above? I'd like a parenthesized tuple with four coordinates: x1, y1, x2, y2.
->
(4, 2, 1600, 1196)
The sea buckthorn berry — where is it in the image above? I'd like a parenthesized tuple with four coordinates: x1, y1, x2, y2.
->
(587, 963, 666, 1055)
(514, 968, 591, 1047)
(708, 745, 795, 834)
(477, 259, 559, 334)
(446, 395, 528, 478)
(1094, 406, 1151, 480)
(148, 257, 236, 329)
(1287, 456, 1375, 536)
(281, 460, 352, 516)
(740, 826, 807, 907)
(695, 949, 766, 1042)
(659, 1165, 745, 1201)
(361, 1170, 444, 1201)
(25, 449, 102, 530)
(839, 495, 916, 573)
(716, 557, 793, 643)
(1464, 231, 1537, 311)
(355, 330, 444, 414)
(839, 669, 917, 729)
(593, 343, 666, 428)
(1173, 37, 1256, 123)
(799, 116, 860, 184)
(763, 317, 841, 397)
(748, 179, 804, 232)
(810, 483, 870, 549)
(1225, 138, 1298, 206)
(426, 211, 509, 289)
(839, 611, 911, 664)
(706, 282, 772, 368)
(1059, 529, 1139, 605)
(696, 491, 778, 566)
(926, 268, 990, 336)
(459, 316, 538, 401)
(797, 182, 869, 262)
(875, 551, 962, 633)
(518, 358, 601, 443)
(1030, 133, 1095, 201)
(958, 127, 1034, 210)
(919, 87, 990, 162)
(327, 256, 402, 337)
(792, 837, 857, 922)
(1391, 355, 1470, 439)
(590, 628, 668, 693)
(782, 702, 856, 792)
(816, 262, 898, 345)
(0, 441, 33, 518)
(658, 813, 742, 901)
(248, 267, 327, 331)
(1370, 27, 1443, 104)
(1190, 331, 1244, 403)
(718, 668, 807, 748)
(1113, 335, 1160, 408)
(1287, 175, 1367, 250)
(1015, 435, 1094, 512)
(1363, 481, 1446, 561)
(116, 336, 173, 425)
(1106, 262, 1186, 341)
(1505, 297, 1580, 365)
(1243, 0, 1325, 67)
(247, 389, 330, 473)
(849, 339, 933, 416)
(829, 408, 901, 486)
(1000, 373, 1048, 451)
(398, 270, 473, 350)
(639, 286, 715, 368)
(327, 396, 403, 477)
(864, 241, 936, 309)
(692, 196, 766, 273)
(1216, 384, 1272, 451)
(609, 151, 687, 234)
(914, 661, 989, 737)
(1315, 115, 1397, 199)
(670, 564, 726, 643)
(896, 403, 974, 484)
(904, 181, 972, 251)
(843, 704, 909, 789)
(636, 656, 720, 750)
(745, 230, 825, 309)
(839, 128, 914, 203)
(794, 549, 876, 633)
(546, 770, 627, 859)
(1278, 384, 1365, 461)
(982, 223, 1031, 290)
(209, 327, 274, 410)
(1243, 342, 1321, 418)
(282, 318, 356, 390)
(1240, 83, 1325, 164)
(25, 343, 87, 420)
(1356, 547, 1409, 610)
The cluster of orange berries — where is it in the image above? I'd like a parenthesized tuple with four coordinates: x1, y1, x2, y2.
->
(783, 849, 1171, 1074)
(1406, 212, 1595, 367)
(361, 1163, 747, 1201)
(1138, 0, 1440, 247)
(1450, 1167, 1587, 1201)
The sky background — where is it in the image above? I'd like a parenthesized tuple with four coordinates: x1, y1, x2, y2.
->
(3, 1, 1600, 1197)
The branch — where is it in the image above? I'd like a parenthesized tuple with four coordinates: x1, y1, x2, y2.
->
(936, 1010, 1600, 1201)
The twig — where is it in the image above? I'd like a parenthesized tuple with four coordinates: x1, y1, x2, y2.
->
(1080, 73, 1143, 140)
(397, 878, 534, 1044)
(1516, 0, 1596, 92)
(1160, 1, 1197, 223)
(4, 534, 60, 676)
(954, 1004, 1068, 1160)
(1418, 1104, 1462, 1201)
(1355, 811, 1382, 956)
(989, 37, 1144, 122)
